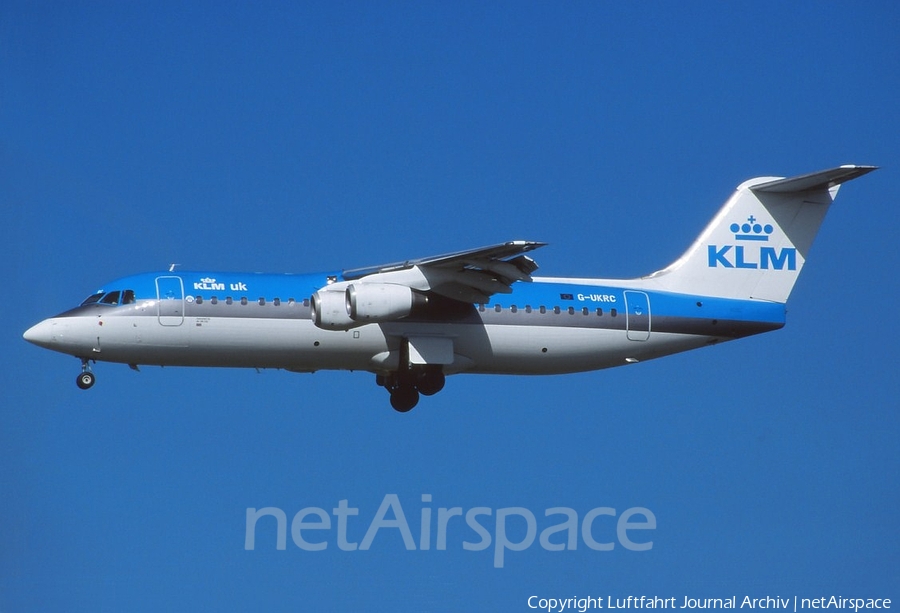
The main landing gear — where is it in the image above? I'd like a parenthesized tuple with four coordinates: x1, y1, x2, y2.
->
(76, 359, 95, 390)
(377, 365, 446, 413)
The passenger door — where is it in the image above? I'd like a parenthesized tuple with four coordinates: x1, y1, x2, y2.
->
(624, 290, 650, 341)
(156, 276, 185, 326)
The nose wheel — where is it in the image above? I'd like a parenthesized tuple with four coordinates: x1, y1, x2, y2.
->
(76, 360, 95, 390)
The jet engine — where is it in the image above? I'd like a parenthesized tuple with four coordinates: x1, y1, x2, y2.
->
(347, 283, 426, 322)
(311, 283, 427, 330)
(310, 290, 359, 330)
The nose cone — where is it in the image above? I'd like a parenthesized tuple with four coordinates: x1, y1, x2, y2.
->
(23, 319, 54, 349)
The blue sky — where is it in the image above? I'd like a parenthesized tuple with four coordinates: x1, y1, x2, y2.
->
(2, 2, 898, 611)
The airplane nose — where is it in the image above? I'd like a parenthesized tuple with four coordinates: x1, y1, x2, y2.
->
(23, 319, 54, 348)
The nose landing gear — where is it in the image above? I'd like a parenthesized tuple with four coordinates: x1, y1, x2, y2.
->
(76, 359, 95, 390)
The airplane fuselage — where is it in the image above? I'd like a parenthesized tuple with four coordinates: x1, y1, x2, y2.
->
(26, 270, 783, 376)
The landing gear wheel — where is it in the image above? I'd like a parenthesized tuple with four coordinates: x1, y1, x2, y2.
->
(416, 368, 445, 396)
(76, 371, 95, 390)
(390, 386, 419, 413)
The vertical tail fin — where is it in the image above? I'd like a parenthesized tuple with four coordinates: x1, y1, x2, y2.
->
(645, 165, 876, 303)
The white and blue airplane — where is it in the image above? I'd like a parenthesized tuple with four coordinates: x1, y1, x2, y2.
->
(24, 165, 875, 411)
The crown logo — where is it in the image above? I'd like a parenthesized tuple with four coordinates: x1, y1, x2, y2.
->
(200, 277, 216, 283)
(730, 215, 773, 241)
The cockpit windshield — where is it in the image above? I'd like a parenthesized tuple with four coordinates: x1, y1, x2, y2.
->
(81, 289, 136, 306)
(81, 292, 104, 305)
(100, 291, 121, 305)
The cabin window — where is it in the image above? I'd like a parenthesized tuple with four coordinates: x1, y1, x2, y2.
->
(525, 305, 532, 313)
(494, 304, 502, 312)
(288, 298, 296, 305)
(567, 306, 575, 315)
(226, 297, 233, 305)
(240, 297, 248, 305)
(510, 305, 518, 313)
(303, 299, 310, 307)
(195, 296, 203, 304)
(553, 306, 561, 314)
(273, 298, 281, 306)
(258, 297, 265, 306)
(211, 296, 218, 305)
(539, 306, 546, 314)
(582, 307, 589, 315)
(610, 308, 617, 317)
(596, 308, 603, 316)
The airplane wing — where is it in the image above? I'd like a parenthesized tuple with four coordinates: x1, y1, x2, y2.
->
(341, 240, 547, 303)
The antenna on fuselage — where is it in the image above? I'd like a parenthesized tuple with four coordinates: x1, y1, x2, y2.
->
(169, 263, 180, 272)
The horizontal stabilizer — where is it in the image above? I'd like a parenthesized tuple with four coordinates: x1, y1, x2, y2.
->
(751, 165, 877, 193)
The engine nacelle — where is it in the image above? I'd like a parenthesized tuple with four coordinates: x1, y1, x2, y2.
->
(310, 290, 360, 330)
(347, 283, 425, 322)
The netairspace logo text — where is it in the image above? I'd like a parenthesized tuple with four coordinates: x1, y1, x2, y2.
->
(244, 494, 656, 568)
